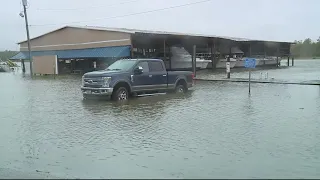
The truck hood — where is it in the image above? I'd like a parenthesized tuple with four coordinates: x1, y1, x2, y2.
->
(83, 70, 126, 77)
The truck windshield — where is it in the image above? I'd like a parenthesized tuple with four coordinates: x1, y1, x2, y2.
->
(106, 60, 136, 71)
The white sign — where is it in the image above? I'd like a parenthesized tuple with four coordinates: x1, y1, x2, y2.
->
(226, 62, 230, 73)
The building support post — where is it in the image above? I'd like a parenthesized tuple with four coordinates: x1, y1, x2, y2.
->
(210, 43, 214, 70)
(287, 56, 290, 66)
(292, 56, 294, 66)
(130, 46, 134, 58)
(212, 41, 217, 70)
(276, 45, 280, 67)
(168, 44, 171, 69)
(226, 47, 231, 79)
(192, 45, 196, 77)
(163, 39, 170, 70)
(263, 43, 266, 59)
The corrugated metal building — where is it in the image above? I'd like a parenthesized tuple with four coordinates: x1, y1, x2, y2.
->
(11, 25, 294, 75)
(11, 26, 135, 74)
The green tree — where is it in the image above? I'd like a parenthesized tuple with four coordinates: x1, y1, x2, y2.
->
(0, 50, 18, 61)
(290, 37, 320, 59)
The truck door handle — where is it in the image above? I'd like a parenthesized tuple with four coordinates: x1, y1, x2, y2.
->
(149, 75, 152, 78)
(163, 74, 167, 77)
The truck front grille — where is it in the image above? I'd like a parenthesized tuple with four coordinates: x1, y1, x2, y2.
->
(83, 77, 103, 88)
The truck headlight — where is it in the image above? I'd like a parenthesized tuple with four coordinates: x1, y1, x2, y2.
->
(102, 77, 112, 87)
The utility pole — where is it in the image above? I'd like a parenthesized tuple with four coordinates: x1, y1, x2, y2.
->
(22, 0, 33, 76)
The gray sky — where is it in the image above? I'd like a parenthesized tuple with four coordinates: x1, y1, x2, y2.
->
(1, 0, 319, 51)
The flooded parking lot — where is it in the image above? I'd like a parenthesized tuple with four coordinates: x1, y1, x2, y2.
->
(1, 60, 320, 178)
(197, 60, 320, 82)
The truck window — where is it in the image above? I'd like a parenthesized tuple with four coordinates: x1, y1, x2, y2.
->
(148, 61, 164, 72)
(106, 59, 136, 71)
(136, 61, 149, 73)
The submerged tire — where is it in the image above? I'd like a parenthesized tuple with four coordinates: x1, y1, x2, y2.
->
(175, 84, 187, 93)
(83, 94, 92, 100)
(83, 94, 105, 101)
(112, 87, 129, 101)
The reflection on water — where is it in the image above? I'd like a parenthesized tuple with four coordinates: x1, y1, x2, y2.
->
(0, 60, 320, 178)
(82, 90, 193, 116)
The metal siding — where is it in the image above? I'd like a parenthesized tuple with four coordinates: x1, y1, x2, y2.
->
(33, 55, 57, 75)
(10, 46, 130, 60)
(19, 27, 132, 51)
(70, 25, 294, 43)
(10, 52, 26, 60)
(18, 26, 294, 47)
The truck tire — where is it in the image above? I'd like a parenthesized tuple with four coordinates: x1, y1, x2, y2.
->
(83, 94, 101, 100)
(112, 86, 129, 101)
(83, 94, 88, 100)
(83, 94, 93, 100)
(175, 84, 187, 93)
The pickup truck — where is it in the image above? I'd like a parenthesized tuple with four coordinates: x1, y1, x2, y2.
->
(81, 58, 194, 101)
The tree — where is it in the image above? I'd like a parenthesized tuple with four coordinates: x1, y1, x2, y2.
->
(0, 50, 18, 61)
(290, 37, 320, 58)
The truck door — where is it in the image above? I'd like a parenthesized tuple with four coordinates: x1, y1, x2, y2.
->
(148, 61, 168, 90)
(131, 61, 152, 92)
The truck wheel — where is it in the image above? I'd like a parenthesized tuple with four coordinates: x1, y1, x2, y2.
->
(83, 94, 88, 100)
(112, 87, 129, 101)
(175, 84, 187, 93)
(83, 94, 91, 100)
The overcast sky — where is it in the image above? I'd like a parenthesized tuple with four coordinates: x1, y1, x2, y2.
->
(1, 0, 319, 51)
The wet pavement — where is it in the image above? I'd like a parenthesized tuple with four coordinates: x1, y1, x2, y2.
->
(0, 60, 320, 178)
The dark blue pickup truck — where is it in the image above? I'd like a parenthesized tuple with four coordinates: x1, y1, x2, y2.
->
(81, 58, 194, 101)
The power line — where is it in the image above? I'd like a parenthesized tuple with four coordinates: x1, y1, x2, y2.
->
(30, 0, 213, 27)
(35, 0, 141, 11)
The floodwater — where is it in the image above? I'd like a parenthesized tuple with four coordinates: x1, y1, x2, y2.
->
(197, 59, 320, 82)
(0, 60, 320, 178)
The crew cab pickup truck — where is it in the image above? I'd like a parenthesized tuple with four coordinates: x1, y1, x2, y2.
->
(81, 59, 194, 101)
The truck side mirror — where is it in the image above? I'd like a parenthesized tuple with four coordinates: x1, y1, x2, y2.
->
(134, 66, 143, 75)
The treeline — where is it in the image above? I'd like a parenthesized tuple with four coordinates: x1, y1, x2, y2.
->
(0, 50, 18, 61)
(290, 38, 320, 58)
